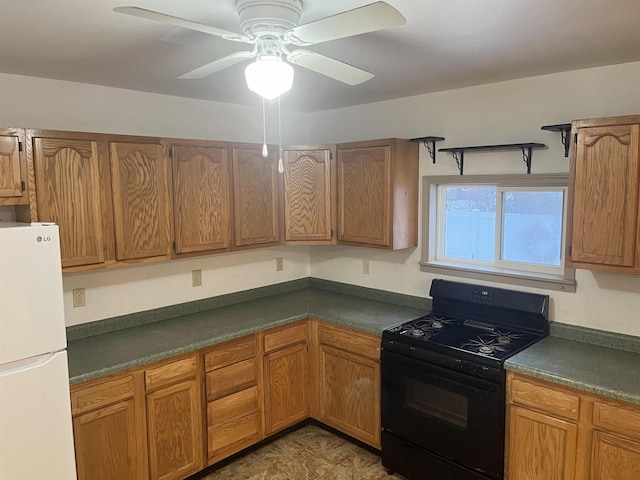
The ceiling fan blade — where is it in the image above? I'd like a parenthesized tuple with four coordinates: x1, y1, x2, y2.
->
(288, 50, 374, 86)
(178, 51, 255, 79)
(284, 1, 405, 46)
(113, 6, 250, 43)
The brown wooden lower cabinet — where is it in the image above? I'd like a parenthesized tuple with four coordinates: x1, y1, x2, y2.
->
(73, 398, 142, 480)
(146, 379, 203, 480)
(507, 405, 578, 480)
(70, 374, 147, 480)
(203, 335, 261, 465)
(71, 355, 203, 480)
(263, 323, 310, 435)
(70, 321, 384, 480)
(315, 322, 381, 448)
(506, 372, 640, 480)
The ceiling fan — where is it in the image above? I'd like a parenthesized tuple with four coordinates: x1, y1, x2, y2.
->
(114, 0, 406, 99)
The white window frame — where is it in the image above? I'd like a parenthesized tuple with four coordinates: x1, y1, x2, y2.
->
(422, 174, 576, 292)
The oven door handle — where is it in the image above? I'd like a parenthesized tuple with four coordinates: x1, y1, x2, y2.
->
(382, 351, 499, 396)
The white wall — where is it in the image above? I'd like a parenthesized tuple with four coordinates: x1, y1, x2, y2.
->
(0, 73, 312, 142)
(5, 63, 640, 334)
(63, 247, 310, 326)
(0, 73, 313, 325)
(310, 61, 640, 337)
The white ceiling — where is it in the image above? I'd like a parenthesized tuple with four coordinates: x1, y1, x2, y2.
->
(2, 0, 640, 112)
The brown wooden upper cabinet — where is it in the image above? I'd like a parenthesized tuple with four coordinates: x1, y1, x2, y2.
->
(169, 140, 232, 256)
(110, 141, 172, 261)
(567, 115, 640, 273)
(231, 144, 280, 248)
(0, 128, 28, 205)
(29, 130, 172, 271)
(282, 146, 336, 244)
(337, 138, 418, 250)
(31, 132, 114, 268)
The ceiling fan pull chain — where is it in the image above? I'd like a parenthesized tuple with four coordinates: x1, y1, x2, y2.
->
(278, 97, 284, 174)
(262, 97, 268, 158)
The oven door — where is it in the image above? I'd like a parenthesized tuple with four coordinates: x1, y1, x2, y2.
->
(381, 349, 503, 478)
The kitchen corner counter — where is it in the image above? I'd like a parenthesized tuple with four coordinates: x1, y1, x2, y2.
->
(505, 334, 640, 406)
(67, 287, 426, 385)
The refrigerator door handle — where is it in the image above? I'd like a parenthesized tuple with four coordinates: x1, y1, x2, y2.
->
(0, 350, 63, 378)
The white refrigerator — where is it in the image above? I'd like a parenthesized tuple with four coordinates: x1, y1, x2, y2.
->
(0, 223, 77, 479)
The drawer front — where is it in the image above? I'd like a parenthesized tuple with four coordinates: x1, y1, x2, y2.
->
(71, 375, 135, 416)
(204, 335, 257, 372)
(264, 323, 308, 353)
(318, 324, 380, 360)
(145, 356, 197, 391)
(208, 412, 260, 458)
(593, 400, 640, 440)
(207, 386, 258, 428)
(206, 358, 257, 401)
(510, 375, 580, 420)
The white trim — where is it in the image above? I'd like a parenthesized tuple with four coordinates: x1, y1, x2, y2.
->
(419, 260, 576, 292)
(422, 174, 576, 292)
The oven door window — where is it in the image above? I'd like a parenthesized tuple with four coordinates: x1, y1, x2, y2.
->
(404, 378, 468, 429)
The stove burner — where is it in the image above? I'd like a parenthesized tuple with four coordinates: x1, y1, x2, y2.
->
(480, 330, 527, 346)
(460, 338, 508, 357)
(415, 318, 445, 331)
(393, 314, 459, 339)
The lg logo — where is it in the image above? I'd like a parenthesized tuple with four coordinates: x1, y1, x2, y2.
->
(36, 236, 52, 243)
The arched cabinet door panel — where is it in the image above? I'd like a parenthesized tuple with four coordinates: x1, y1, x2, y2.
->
(282, 147, 335, 244)
(566, 115, 640, 274)
(571, 124, 640, 267)
(33, 137, 107, 267)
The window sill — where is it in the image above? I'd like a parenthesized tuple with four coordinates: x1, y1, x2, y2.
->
(419, 260, 576, 292)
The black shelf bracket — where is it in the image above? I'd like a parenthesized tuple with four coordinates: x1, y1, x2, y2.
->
(410, 136, 445, 163)
(521, 146, 533, 174)
(439, 143, 546, 175)
(451, 151, 464, 175)
(541, 123, 572, 157)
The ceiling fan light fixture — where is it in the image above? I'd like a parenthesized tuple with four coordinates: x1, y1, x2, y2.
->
(244, 56, 294, 99)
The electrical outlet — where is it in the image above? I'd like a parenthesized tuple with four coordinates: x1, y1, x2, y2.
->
(72, 288, 86, 308)
(192, 269, 202, 287)
(276, 257, 284, 272)
(363, 259, 371, 275)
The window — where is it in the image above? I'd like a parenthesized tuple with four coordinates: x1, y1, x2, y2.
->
(422, 174, 575, 292)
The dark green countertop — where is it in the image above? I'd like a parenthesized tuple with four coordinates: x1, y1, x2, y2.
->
(68, 279, 640, 407)
(67, 287, 427, 385)
(505, 335, 640, 405)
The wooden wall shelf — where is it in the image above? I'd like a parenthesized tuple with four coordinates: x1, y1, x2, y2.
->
(439, 143, 546, 175)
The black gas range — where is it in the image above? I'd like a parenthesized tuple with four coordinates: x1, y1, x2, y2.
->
(381, 279, 549, 480)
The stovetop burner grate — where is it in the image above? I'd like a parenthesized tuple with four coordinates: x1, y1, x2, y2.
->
(460, 337, 509, 356)
(388, 313, 460, 338)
